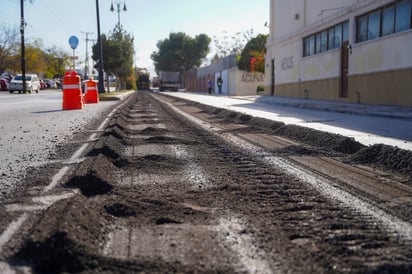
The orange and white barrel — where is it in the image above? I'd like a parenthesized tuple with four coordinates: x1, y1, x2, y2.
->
(62, 71, 83, 110)
(84, 78, 99, 104)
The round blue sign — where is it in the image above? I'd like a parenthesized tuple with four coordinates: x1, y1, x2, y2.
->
(69, 35, 79, 49)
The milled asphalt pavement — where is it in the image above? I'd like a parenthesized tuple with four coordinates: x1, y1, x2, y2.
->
(158, 91, 412, 151)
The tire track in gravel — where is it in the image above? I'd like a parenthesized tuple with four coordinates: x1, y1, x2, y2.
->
(152, 92, 412, 272)
(0, 91, 411, 273)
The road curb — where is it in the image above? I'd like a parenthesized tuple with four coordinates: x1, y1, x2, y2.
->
(99, 90, 135, 101)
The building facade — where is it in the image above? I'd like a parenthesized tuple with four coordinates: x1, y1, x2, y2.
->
(265, 0, 412, 106)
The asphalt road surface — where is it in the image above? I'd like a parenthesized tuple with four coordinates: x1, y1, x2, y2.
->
(0, 91, 411, 273)
(0, 90, 120, 201)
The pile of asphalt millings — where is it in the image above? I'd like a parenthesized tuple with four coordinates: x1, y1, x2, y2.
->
(7, 194, 110, 273)
(64, 154, 116, 197)
(347, 144, 412, 179)
(174, 97, 412, 179)
(4, 96, 191, 273)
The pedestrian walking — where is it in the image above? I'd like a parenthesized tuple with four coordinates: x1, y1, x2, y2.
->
(207, 76, 213, 94)
(216, 76, 223, 94)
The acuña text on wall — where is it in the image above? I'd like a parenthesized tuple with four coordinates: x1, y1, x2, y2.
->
(241, 73, 264, 82)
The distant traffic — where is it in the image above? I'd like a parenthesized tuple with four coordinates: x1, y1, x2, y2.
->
(0, 72, 61, 94)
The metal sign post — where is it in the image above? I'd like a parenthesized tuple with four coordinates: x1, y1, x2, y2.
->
(96, 0, 105, 93)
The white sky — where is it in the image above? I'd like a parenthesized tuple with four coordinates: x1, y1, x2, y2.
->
(1, 0, 269, 77)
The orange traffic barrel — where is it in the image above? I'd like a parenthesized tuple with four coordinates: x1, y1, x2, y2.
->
(84, 78, 99, 104)
(62, 71, 83, 110)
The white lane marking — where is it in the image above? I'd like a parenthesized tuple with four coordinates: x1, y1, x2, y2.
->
(70, 143, 89, 160)
(43, 166, 70, 193)
(0, 213, 28, 254)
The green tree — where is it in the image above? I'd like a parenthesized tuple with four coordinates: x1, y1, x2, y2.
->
(151, 32, 211, 76)
(43, 47, 68, 79)
(25, 39, 47, 74)
(3, 36, 68, 78)
(237, 34, 268, 73)
(92, 24, 135, 90)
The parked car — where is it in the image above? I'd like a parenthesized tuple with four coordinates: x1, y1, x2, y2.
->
(9, 74, 41, 94)
(54, 79, 61, 88)
(39, 79, 46, 90)
(44, 79, 57, 89)
(0, 78, 9, 91)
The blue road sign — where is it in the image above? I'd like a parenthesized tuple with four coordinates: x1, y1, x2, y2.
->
(69, 35, 79, 49)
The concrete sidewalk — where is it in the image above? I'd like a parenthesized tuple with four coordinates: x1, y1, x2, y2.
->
(229, 94, 412, 120)
(161, 91, 412, 151)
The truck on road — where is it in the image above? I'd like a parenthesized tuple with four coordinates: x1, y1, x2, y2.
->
(158, 71, 179, 91)
(136, 69, 150, 91)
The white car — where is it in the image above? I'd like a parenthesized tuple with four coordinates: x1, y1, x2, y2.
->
(44, 79, 57, 89)
(9, 74, 41, 94)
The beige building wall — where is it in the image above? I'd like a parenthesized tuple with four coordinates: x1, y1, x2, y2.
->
(349, 68, 412, 106)
(228, 68, 264, 96)
(272, 68, 412, 106)
(266, 0, 412, 106)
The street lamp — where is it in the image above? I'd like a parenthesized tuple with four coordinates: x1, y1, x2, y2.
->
(110, 0, 127, 26)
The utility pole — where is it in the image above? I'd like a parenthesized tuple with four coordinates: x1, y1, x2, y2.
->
(96, 0, 104, 93)
(81, 31, 94, 78)
(20, 0, 34, 93)
(20, 0, 26, 93)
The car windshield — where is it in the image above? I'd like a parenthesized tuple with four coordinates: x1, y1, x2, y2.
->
(14, 75, 32, 81)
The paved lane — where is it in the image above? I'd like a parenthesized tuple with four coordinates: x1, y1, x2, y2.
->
(0, 90, 119, 201)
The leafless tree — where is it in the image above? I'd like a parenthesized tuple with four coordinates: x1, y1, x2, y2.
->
(0, 26, 20, 73)
(212, 29, 254, 59)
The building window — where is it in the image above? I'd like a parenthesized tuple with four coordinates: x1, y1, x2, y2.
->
(335, 24, 343, 47)
(368, 10, 381, 40)
(342, 21, 349, 42)
(303, 21, 349, 57)
(309, 35, 315, 55)
(321, 30, 328, 52)
(356, 0, 412, 43)
(382, 5, 395, 35)
(328, 28, 335, 49)
(304, 37, 309, 57)
(395, 0, 412, 32)
(315, 33, 321, 53)
(357, 15, 368, 42)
